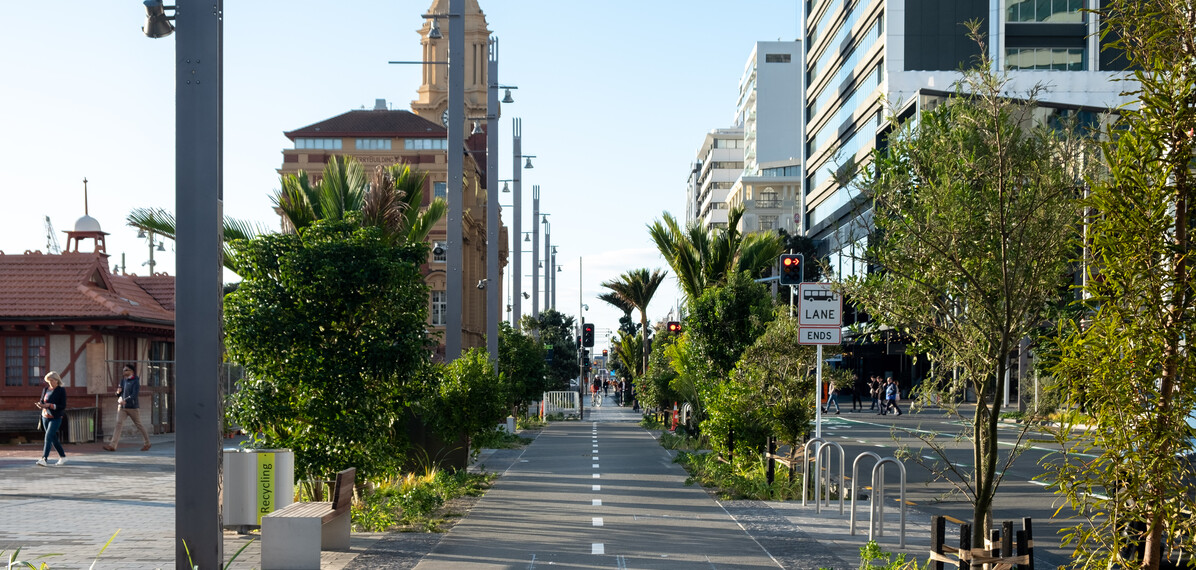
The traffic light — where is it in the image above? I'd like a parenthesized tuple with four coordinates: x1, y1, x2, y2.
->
(779, 253, 804, 285)
(582, 323, 595, 347)
(602, 349, 608, 357)
(666, 321, 682, 333)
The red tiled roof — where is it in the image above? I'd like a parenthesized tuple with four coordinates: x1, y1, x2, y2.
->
(284, 110, 446, 139)
(0, 252, 174, 325)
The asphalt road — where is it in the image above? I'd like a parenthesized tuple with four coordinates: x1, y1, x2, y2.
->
(813, 405, 1092, 568)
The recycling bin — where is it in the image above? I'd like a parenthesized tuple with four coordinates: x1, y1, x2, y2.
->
(223, 448, 294, 530)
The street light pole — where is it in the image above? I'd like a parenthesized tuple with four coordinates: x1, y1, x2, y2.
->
(542, 215, 551, 313)
(512, 119, 523, 330)
(171, 1, 224, 567)
(552, 248, 559, 310)
(532, 184, 540, 320)
(445, 0, 465, 361)
(485, 37, 500, 364)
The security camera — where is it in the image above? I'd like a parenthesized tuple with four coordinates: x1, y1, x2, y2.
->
(476, 279, 487, 290)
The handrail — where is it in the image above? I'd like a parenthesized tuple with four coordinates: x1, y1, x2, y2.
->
(801, 437, 825, 506)
(849, 451, 882, 535)
(869, 457, 907, 548)
(814, 441, 846, 514)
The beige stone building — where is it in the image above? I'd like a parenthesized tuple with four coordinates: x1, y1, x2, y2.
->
(277, 0, 505, 360)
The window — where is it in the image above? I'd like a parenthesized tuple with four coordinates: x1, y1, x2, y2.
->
(295, 138, 342, 150)
(5, 336, 47, 387)
(759, 215, 779, 231)
(434, 182, 447, 199)
(763, 166, 802, 177)
(404, 138, 448, 150)
(1005, 47, 1085, 71)
(713, 138, 743, 149)
(355, 138, 392, 150)
(1006, 0, 1082, 23)
(757, 189, 781, 209)
(711, 161, 745, 170)
(431, 291, 447, 326)
(765, 53, 792, 63)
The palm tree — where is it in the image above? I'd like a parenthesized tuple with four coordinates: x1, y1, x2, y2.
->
(601, 268, 667, 376)
(127, 157, 447, 273)
(648, 204, 783, 301)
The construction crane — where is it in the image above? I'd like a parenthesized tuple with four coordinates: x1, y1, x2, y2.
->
(44, 215, 62, 254)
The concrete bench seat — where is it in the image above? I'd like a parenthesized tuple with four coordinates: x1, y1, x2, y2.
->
(261, 467, 355, 570)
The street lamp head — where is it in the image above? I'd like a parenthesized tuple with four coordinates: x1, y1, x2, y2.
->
(427, 18, 443, 40)
(524, 157, 534, 169)
(142, 0, 175, 39)
(476, 279, 487, 290)
(156, 242, 165, 252)
(137, 229, 147, 239)
(582, 304, 589, 311)
(471, 121, 484, 135)
(524, 234, 531, 242)
(502, 89, 515, 104)
(522, 292, 530, 299)
(502, 181, 510, 193)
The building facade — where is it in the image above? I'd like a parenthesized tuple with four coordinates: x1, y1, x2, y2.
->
(277, 0, 507, 360)
(802, 0, 1136, 390)
(686, 128, 744, 230)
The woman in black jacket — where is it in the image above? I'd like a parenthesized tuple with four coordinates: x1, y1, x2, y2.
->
(36, 371, 67, 467)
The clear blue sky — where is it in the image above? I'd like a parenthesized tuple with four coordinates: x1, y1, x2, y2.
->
(0, 0, 799, 343)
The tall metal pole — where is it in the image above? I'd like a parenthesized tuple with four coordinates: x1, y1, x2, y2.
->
(578, 256, 584, 419)
(174, 1, 224, 566)
(532, 185, 540, 320)
(512, 119, 522, 330)
(445, 0, 465, 360)
(485, 37, 500, 363)
(551, 247, 558, 310)
(543, 218, 551, 312)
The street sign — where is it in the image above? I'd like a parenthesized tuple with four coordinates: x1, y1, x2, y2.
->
(799, 326, 841, 345)
(798, 283, 841, 326)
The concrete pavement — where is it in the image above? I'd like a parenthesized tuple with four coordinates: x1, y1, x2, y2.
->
(2, 395, 946, 569)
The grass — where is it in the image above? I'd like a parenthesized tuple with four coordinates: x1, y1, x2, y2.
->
(352, 468, 496, 533)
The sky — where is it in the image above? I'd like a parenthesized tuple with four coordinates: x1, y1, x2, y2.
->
(0, 0, 799, 348)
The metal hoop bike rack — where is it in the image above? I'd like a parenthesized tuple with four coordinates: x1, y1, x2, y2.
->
(814, 441, 846, 514)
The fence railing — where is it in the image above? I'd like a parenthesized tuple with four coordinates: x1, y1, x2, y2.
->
(542, 391, 579, 419)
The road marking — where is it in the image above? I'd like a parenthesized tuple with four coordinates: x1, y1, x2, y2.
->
(923, 456, 936, 461)
(858, 440, 869, 444)
(1028, 480, 1049, 487)
(593, 485, 600, 491)
(944, 515, 966, 525)
(593, 456, 599, 460)
(875, 444, 886, 448)
(616, 555, 627, 569)
(593, 517, 604, 527)
(593, 499, 602, 506)
(593, 463, 600, 468)
(592, 543, 605, 554)
(528, 553, 536, 569)
(593, 473, 600, 478)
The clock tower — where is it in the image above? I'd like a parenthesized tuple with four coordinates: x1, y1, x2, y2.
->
(411, 0, 491, 138)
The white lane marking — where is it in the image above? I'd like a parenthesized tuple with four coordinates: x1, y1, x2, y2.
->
(923, 456, 936, 461)
(593, 473, 600, 478)
(528, 553, 536, 569)
(593, 463, 600, 468)
(593, 485, 601, 491)
(593, 456, 599, 461)
(875, 444, 886, 448)
(593, 499, 602, 506)
(1028, 480, 1049, 487)
(592, 543, 605, 554)
(593, 517, 604, 526)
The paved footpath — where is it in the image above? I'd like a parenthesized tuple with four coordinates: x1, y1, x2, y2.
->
(1, 395, 933, 569)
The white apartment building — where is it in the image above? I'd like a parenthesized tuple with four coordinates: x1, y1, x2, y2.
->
(687, 127, 744, 230)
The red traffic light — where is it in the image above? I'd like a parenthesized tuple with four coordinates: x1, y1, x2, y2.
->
(666, 321, 682, 333)
(779, 253, 804, 285)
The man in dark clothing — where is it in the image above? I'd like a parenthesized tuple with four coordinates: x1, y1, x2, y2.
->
(104, 364, 152, 452)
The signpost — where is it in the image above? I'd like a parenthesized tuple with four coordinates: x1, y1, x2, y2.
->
(798, 283, 842, 440)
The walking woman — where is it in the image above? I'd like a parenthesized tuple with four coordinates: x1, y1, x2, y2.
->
(36, 371, 68, 467)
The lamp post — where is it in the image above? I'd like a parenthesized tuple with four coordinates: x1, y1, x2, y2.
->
(511, 120, 524, 330)
(142, 0, 225, 566)
(552, 249, 560, 310)
(442, 0, 465, 361)
(482, 36, 514, 365)
(542, 214, 551, 313)
(531, 184, 541, 320)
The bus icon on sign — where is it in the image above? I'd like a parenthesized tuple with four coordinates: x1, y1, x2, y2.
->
(802, 288, 837, 302)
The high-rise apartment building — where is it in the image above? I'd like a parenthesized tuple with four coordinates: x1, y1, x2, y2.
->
(687, 127, 744, 230)
(803, 0, 1136, 277)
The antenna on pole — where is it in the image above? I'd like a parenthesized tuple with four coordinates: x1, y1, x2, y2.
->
(82, 177, 89, 216)
(44, 216, 62, 254)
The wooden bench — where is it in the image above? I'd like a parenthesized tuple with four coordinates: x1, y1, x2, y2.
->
(0, 410, 41, 436)
(261, 467, 355, 570)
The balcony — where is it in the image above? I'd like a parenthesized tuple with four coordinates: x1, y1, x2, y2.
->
(755, 199, 782, 209)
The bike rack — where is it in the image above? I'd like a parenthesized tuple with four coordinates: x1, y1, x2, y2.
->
(814, 441, 846, 514)
(800, 437, 825, 507)
(869, 457, 907, 548)
(849, 451, 882, 536)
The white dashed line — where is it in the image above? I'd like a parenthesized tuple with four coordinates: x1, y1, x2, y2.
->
(592, 499, 602, 506)
(592, 517, 604, 526)
(593, 463, 599, 468)
(592, 485, 600, 491)
(593, 473, 600, 478)
(592, 543, 605, 554)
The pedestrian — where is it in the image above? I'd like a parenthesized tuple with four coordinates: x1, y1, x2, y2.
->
(885, 377, 903, 416)
(104, 364, 152, 452)
(36, 371, 68, 467)
(871, 376, 883, 413)
(851, 373, 864, 411)
(823, 380, 841, 414)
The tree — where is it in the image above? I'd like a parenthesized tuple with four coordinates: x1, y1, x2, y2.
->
(519, 309, 578, 390)
(497, 321, 548, 414)
(648, 205, 784, 302)
(224, 218, 434, 482)
(838, 33, 1089, 545)
(423, 348, 509, 457)
(1048, 2, 1196, 567)
(601, 268, 668, 378)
